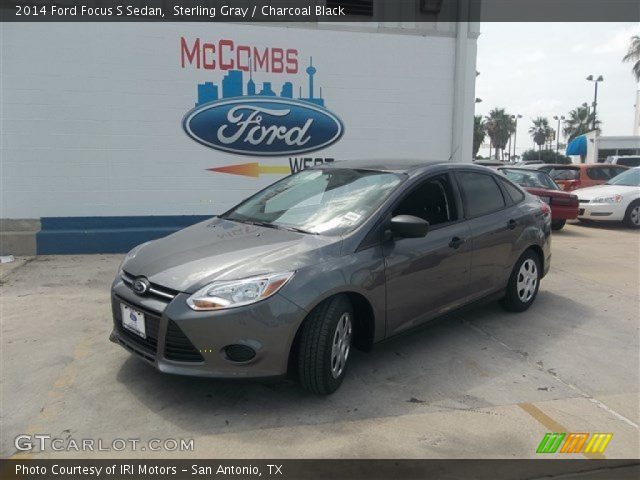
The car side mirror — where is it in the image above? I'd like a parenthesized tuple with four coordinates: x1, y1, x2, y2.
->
(389, 215, 429, 238)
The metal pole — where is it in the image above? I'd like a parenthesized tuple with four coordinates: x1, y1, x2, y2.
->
(513, 118, 518, 162)
(556, 117, 560, 154)
(593, 81, 598, 131)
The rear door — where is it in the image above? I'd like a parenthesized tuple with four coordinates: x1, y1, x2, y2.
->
(454, 170, 522, 299)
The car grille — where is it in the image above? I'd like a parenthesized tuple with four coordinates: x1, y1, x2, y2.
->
(115, 295, 203, 363)
(165, 320, 204, 363)
(121, 270, 179, 301)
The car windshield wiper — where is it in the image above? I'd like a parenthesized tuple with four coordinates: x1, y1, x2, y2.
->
(233, 219, 318, 235)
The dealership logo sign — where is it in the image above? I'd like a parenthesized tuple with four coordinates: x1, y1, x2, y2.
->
(182, 52, 343, 157)
(183, 97, 343, 156)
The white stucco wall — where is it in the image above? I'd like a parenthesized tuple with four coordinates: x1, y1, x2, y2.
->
(1, 22, 477, 219)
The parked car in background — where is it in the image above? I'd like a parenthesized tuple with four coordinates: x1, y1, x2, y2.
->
(605, 156, 640, 168)
(575, 167, 640, 229)
(111, 161, 552, 394)
(474, 159, 506, 167)
(498, 167, 578, 230)
(533, 164, 629, 191)
(514, 160, 544, 167)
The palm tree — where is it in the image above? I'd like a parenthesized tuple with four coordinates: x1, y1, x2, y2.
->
(473, 115, 486, 158)
(563, 103, 601, 141)
(485, 108, 515, 160)
(623, 35, 640, 81)
(529, 117, 552, 159)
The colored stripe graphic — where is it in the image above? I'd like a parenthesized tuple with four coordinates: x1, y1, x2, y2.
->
(207, 162, 291, 178)
(536, 433, 566, 453)
(584, 433, 613, 454)
(560, 433, 589, 453)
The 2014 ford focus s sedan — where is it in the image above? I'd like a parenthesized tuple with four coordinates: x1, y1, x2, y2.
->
(111, 161, 552, 394)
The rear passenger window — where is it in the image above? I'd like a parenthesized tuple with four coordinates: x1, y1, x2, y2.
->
(499, 179, 526, 204)
(587, 167, 630, 180)
(457, 172, 506, 217)
(618, 158, 640, 167)
(586, 168, 607, 180)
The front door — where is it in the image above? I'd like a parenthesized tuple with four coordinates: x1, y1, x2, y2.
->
(384, 173, 472, 337)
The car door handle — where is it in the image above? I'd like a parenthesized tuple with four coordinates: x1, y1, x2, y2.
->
(449, 236, 466, 249)
(507, 219, 518, 230)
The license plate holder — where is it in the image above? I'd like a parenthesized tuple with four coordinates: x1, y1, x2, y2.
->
(121, 303, 146, 339)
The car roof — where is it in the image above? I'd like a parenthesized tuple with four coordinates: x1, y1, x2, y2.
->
(534, 163, 577, 168)
(498, 166, 545, 173)
(317, 159, 493, 176)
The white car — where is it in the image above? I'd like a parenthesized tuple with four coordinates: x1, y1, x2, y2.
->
(575, 167, 640, 228)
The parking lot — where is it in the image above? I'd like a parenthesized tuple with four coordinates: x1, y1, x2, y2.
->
(1, 221, 638, 459)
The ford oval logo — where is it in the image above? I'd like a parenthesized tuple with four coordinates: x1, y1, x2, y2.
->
(132, 278, 150, 295)
(183, 98, 344, 157)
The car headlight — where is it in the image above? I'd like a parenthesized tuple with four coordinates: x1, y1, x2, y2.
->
(118, 241, 151, 273)
(187, 272, 295, 311)
(591, 195, 622, 204)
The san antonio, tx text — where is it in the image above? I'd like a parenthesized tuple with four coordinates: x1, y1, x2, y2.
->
(16, 463, 283, 476)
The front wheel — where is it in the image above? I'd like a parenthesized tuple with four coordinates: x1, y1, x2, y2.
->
(623, 200, 640, 229)
(501, 250, 541, 312)
(297, 295, 354, 395)
(551, 219, 566, 231)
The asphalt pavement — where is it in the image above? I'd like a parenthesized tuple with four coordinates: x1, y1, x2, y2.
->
(1, 221, 638, 459)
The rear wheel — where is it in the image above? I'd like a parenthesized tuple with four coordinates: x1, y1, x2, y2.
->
(551, 219, 566, 231)
(297, 295, 354, 395)
(501, 250, 541, 312)
(623, 200, 640, 229)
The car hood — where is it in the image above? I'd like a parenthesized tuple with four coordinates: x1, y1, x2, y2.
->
(575, 184, 638, 200)
(122, 217, 341, 293)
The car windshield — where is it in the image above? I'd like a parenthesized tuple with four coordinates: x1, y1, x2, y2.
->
(221, 168, 404, 235)
(606, 168, 640, 186)
(500, 168, 559, 190)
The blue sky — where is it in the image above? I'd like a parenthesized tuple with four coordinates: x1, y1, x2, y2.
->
(476, 22, 639, 156)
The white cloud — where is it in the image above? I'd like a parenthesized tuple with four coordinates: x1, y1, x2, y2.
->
(523, 99, 563, 120)
(594, 25, 640, 54)
(519, 49, 548, 64)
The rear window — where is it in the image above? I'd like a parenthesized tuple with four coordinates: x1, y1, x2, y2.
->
(586, 166, 628, 180)
(499, 178, 526, 203)
(548, 167, 579, 181)
(617, 157, 640, 167)
(457, 171, 506, 217)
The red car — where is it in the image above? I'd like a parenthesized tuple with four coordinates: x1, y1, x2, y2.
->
(499, 167, 578, 230)
(534, 164, 628, 191)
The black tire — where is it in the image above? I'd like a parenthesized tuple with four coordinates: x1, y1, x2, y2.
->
(500, 249, 542, 312)
(623, 200, 640, 229)
(297, 294, 354, 395)
(551, 219, 566, 231)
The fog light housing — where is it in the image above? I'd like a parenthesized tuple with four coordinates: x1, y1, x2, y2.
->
(224, 344, 256, 363)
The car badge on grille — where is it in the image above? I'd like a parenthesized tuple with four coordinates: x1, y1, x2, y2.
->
(132, 278, 150, 295)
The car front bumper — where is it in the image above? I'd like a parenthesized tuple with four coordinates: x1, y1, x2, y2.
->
(577, 202, 625, 221)
(110, 279, 307, 378)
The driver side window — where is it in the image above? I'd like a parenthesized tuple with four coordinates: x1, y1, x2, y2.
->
(393, 174, 458, 227)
